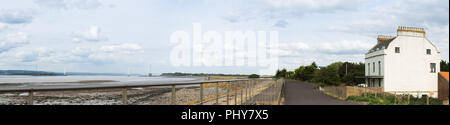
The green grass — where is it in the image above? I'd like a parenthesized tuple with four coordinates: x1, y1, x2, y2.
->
(346, 93, 443, 105)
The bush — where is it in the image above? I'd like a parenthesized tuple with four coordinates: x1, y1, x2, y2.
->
(248, 74, 260, 78)
(346, 94, 443, 105)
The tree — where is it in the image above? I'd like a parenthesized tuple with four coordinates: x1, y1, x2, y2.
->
(441, 60, 449, 72)
(248, 74, 260, 78)
(338, 62, 365, 85)
(275, 68, 288, 78)
(312, 63, 341, 86)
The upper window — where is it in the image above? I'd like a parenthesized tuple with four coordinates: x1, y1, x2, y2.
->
(395, 47, 400, 53)
(426, 49, 431, 55)
(373, 62, 375, 73)
(430, 63, 436, 73)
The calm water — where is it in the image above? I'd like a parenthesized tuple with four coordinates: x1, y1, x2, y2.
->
(0, 75, 204, 88)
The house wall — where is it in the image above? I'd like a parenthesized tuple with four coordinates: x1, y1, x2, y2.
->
(365, 50, 385, 77)
(384, 35, 440, 97)
(365, 46, 385, 87)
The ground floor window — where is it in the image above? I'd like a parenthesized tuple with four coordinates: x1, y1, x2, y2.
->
(430, 63, 436, 73)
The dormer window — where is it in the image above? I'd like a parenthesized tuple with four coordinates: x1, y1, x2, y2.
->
(426, 49, 431, 55)
(395, 47, 400, 53)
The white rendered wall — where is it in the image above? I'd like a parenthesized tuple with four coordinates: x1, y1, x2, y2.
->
(365, 51, 385, 77)
(383, 35, 440, 97)
(365, 47, 385, 87)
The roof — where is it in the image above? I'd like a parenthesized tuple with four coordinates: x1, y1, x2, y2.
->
(368, 36, 396, 53)
(440, 72, 449, 81)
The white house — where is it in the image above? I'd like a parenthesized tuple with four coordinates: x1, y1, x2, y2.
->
(365, 26, 441, 98)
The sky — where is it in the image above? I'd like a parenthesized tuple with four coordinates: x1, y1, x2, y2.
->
(0, 0, 448, 75)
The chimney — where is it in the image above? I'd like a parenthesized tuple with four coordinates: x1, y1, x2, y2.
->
(377, 35, 395, 44)
(397, 26, 426, 37)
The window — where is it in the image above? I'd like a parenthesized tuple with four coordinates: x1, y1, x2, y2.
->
(378, 61, 381, 75)
(373, 62, 375, 73)
(368, 63, 370, 75)
(430, 63, 436, 73)
(395, 47, 400, 53)
(426, 49, 431, 55)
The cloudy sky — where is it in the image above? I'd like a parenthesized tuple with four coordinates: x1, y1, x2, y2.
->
(0, 0, 448, 75)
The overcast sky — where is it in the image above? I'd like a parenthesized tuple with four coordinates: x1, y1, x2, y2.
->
(0, 0, 448, 75)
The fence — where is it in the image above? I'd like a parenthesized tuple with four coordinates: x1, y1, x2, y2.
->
(0, 78, 284, 105)
(321, 86, 381, 99)
(321, 86, 440, 105)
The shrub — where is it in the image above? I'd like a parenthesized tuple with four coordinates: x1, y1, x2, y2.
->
(248, 74, 260, 78)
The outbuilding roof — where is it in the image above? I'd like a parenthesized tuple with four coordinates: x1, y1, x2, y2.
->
(440, 72, 449, 81)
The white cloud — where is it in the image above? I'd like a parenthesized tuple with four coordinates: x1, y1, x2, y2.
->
(265, 0, 368, 12)
(273, 20, 288, 28)
(317, 40, 372, 54)
(0, 9, 36, 24)
(7, 32, 29, 43)
(34, 0, 102, 10)
(330, 0, 449, 35)
(14, 47, 54, 62)
(100, 43, 143, 53)
(224, 12, 240, 23)
(0, 32, 29, 53)
(277, 40, 372, 56)
(0, 22, 6, 31)
(72, 26, 107, 42)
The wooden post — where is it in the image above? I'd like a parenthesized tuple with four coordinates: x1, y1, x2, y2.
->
(245, 81, 250, 101)
(426, 95, 429, 105)
(394, 92, 397, 104)
(27, 90, 33, 105)
(171, 85, 176, 105)
(241, 83, 243, 105)
(234, 82, 237, 105)
(364, 88, 367, 97)
(226, 82, 230, 105)
(200, 83, 204, 105)
(215, 82, 219, 105)
(122, 87, 128, 105)
(407, 94, 410, 105)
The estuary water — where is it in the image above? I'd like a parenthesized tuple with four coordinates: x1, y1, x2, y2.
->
(0, 75, 205, 89)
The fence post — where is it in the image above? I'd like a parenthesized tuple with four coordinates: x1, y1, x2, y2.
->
(426, 95, 429, 105)
(375, 90, 378, 98)
(215, 82, 219, 105)
(407, 94, 410, 104)
(394, 92, 397, 104)
(246, 81, 249, 103)
(241, 82, 244, 105)
(171, 85, 176, 105)
(250, 80, 253, 101)
(200, 83, 204, 105)
(234, 81, 237, 105)
(27, 90, 34, 105)
(227, 81, 230, 105)
(122, 87, 128, 105)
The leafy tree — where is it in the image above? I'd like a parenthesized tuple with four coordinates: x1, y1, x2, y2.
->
(275, 68, 288, 78)
(312, 63, 341, 86)
(441, 60, 449, 72)
(338, 62, 365, 85)
(248, 74, 260, 78)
